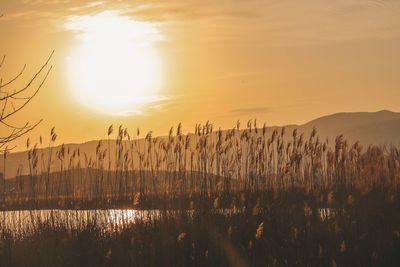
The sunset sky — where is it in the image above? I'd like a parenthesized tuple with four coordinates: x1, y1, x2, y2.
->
(1, 0, 400, 150)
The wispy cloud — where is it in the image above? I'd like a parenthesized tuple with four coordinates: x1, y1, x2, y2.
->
(116, 95, 172, 117)
(69, 1, 105, 12)
(64, 10, 164, 44)
(3, 0, 400, 45)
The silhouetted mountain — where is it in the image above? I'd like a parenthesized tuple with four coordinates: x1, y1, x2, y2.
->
(297, 110, 400, 145)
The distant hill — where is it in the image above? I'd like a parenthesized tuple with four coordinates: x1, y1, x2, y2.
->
(297, 110, 400, 146)
(1, 110, 399, 179)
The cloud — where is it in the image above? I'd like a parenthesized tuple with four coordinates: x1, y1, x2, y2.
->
(116, 95, 172, 117)
(3, 0, 400, 45)
(64, 10, 164, 44)
(124, 0, 400, 45)
(124, 1, 261, 22)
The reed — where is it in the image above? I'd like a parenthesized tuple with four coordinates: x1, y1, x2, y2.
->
(3, 120, 399, 209)
(0, 121, 399, 266)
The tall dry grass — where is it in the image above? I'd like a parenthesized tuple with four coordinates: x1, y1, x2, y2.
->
(0, 121, 399, 266)
(1, 121, 399, 209)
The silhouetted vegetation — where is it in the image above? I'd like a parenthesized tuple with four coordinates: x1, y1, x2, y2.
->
(0, 121, 400, 266)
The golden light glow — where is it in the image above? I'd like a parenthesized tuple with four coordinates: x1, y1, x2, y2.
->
(65, 11, 164, 115)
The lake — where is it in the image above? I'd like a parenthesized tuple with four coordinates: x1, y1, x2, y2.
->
(0, 207, 337, 237)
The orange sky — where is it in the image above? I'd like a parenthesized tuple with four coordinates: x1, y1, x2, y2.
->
(1, 0, 400, 150)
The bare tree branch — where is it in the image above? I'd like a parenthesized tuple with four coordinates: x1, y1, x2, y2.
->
(0, 64, 26, 89)
(0, 55, 5, 69)
(0, 14, 53, 153)
(1, 65, 52, 121)
(0, 50, 54, 101)
(0, 120, 42, 146)
(0, 119, 29, 130)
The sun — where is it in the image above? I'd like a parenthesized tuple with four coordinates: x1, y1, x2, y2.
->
(65, 11, 164, 115)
